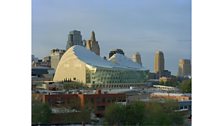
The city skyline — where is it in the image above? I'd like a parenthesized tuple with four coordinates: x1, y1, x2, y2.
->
(32, 0, 191, 74)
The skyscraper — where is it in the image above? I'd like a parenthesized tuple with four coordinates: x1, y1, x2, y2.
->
(85, 31, 100, 56)
(178, 59, 191, 77)
(66, 30, 83, 50)
(132, 52, 142, 65)
(154, 51, 165, 74)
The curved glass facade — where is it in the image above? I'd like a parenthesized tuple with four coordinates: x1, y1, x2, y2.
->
(86, 66, 149, 87)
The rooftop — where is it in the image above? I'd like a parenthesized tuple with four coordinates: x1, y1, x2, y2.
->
(73, 45, 146, 70)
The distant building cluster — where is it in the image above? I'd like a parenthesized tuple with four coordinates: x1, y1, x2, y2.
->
(148, 50, 191, 81)
(32, 29, 191, 87)
(32, 29, 191, 125)
(66, 30, 100, 56)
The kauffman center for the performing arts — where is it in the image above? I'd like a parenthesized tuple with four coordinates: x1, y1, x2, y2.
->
(53, 45, 149, 88)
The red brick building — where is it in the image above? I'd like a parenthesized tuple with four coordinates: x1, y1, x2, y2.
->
(79, 90, 126, 117)
(32, 90, 126, 117)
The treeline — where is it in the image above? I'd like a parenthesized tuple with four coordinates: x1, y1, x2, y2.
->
(104, 100, 185, 126)
(179, 79, 191, 93)
(159, 79, 192, 93)
(32, 100, 91, 125)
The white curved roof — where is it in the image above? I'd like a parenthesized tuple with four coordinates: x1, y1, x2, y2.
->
(72, 45, 146, 70)
(73, 45, 115, 68)
(108, 53, 143, 69)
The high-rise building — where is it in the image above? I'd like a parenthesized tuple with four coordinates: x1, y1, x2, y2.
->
(85, 31, 100, 56)
(50, 49, 65, 70)
(154, 51, 165, 74)
(132, 52, 142, 65)
(66, 30, 83, 50)
(178, 59, 191, 77)
(109, 49, 125, 58)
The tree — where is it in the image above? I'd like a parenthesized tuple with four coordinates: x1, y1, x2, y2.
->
(65, 98, 81, 110)
(125, 101, 145, 125)
(63, 81, 88, 90)
(32, 100, 51, 124)
(104, 102, 145, 125)
(104, 100, 185, 126)
(143, 100, 184, 126)
(104, 103, 126, 126)
(179, 79, 191, 93)
(144, 101, 169, 125)
(79, 100, 93, 125)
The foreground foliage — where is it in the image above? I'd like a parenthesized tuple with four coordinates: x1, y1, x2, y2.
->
(32, 99, 91, 124)
(32, 100, 51, 124)
(104, 100, 184, 126)
(179, 79, 191, 93)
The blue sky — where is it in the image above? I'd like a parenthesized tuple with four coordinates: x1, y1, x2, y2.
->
(32, 0, 191, 75)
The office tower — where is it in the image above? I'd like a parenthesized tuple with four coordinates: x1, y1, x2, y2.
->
(85, 31, 100, 55)
(178, 59, 191, 77)
(132, 52, 142, 65)
(109, 49, 125, 58)
(154, 51, 165, 73)
(66, 30, 83, 50)
(50, 49, 65, 70)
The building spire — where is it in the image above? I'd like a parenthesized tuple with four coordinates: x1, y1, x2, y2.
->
(90, 31, 96, 41)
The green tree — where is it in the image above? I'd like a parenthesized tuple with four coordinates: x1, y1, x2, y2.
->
(32, 100, 51, 124)
(104, 101, 185, 126)
(125, 101, 145, 125)
(104, 103, 126, 126)
(79, 108, 91, 125)
(63, 81, 87, 90)
(104, 102, 145, 125)
(143, 100, 184, 126)
(179, 79, 191, 93)
(144, 101, 169, 125)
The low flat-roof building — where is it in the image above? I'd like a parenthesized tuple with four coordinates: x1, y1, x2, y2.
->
(32, 67, 55, 84)
(32, 90, 126, 117)
(159, 76, 177, 84)
(150, 92, 191, 101)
